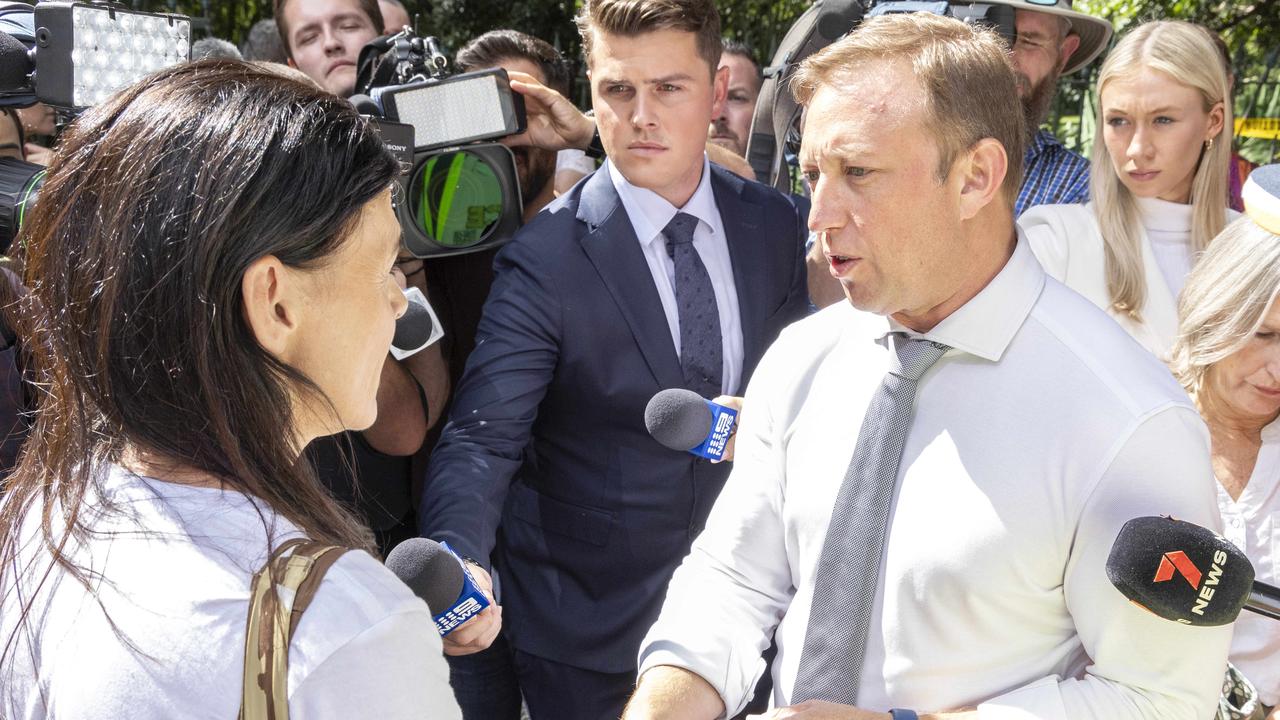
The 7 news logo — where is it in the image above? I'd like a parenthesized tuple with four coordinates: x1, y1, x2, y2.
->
(1153, 549, 1228, 623)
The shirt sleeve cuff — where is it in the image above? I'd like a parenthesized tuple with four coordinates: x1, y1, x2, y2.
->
(976, 676, 1069, 720)
(638, 643, 756, 720)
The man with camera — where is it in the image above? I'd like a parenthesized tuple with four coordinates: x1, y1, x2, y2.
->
(274, 0, 452, 558)
(417, 0, 809, 715)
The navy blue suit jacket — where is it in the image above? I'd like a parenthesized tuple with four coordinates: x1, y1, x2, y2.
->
(420, 163, 808, 673)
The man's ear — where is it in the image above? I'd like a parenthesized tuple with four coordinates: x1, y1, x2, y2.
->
(711, 65, 729, 118)
(957, 138, 1009, 220)
(1057, 33, 1082, 73)
(241, 255, 299, 360)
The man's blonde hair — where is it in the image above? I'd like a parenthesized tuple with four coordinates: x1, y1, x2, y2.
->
(1171, 215, 1280, 399)
(1091, 20, 1231, 320)
(791, 12, 1025, 208)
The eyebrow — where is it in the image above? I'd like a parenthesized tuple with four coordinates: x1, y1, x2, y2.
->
(293, 12, 366, 37)
(1105, 106, 1182, 115)
(596, 73, 695, 86)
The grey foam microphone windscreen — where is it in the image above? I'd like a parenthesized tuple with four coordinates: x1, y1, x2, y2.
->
(644, 388, 713, 452)
(384, 537, 464, 615)
(0, 31, 28, 92)
(392, 293, 435, 353)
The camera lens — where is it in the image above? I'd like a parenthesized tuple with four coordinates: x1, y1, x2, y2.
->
(409, 148, 503, 249)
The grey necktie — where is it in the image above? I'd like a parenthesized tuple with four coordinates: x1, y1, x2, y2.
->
(664, 212, 722, 398)
(792, 333, 950, 705)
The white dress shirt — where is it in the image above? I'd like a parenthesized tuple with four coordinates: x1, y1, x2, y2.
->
(608, 156, 744, 394)
(638, 236, 1230, 719)
(1217, 417, 1280, 706)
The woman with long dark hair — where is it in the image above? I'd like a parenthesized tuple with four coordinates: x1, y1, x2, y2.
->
(0, 61, 460, 717)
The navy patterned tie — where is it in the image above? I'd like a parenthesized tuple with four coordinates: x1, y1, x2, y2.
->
(664, 212, 722, 398)
(792, 333, 950, 705)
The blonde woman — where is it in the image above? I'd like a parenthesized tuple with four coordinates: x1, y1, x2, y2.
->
(1172, 165, 1280, 720)
(1021, 20, 1235, 357)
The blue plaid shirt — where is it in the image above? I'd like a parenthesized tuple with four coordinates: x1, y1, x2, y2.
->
(1017, 129, 1090, 217)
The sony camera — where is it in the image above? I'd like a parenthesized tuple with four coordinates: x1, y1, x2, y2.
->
(353, 30, 527, 258)
(0, 1, 191, 253)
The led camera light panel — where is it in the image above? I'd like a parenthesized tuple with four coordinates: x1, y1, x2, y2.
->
(384, 69, 524, 151)
(34, 2, 191, 109)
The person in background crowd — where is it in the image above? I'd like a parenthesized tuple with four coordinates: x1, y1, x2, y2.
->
(0, 108, 24, 162)
(1008, 0, 1111, 216)
(1171, 166, 1280, 720)
(424, 29, 571, 395)
(191, 36, 243, 61)
(419, 0, 809, 714)
(707, 39, 761, 159)
(1021, 20, 1233, 358)
(1211, 32, 1257, 213)
(380, 0, 411, 33)
(241, 18, 289, 63)
(0, 60, 460, 720)
(806, 0, 1113, 309)
(274, 0, 383, 98)
(627, 13, 1229, 720)
(16, 104, 54, 165)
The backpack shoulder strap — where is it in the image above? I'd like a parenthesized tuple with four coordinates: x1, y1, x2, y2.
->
(239, 538, 351, 720)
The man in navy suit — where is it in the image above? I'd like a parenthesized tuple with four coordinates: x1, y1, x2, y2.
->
(418, 0, 809, 715)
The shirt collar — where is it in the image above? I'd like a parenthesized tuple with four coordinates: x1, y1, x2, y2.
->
(607, 155, 718, 245)
(883, 231, 1045, 362)
(1025, 129, 1062, 160)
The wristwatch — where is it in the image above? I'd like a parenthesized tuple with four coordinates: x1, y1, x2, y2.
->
(889, 710, 919, 720)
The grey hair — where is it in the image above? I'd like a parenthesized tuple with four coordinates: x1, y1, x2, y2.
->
(1171, 215, 1280, 397)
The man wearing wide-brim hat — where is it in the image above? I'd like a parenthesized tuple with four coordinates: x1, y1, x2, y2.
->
(994, 0, 1113, 217)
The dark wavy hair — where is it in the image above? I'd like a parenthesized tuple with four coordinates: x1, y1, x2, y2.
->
(0, 59, 399, 663)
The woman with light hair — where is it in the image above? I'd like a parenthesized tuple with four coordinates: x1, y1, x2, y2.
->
(1021, 19, 1234, 357)
(1172, 164, 1280, 720)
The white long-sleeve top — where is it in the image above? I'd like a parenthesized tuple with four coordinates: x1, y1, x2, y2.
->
(1019, 200, 1238, 359)
(1218, 417, 1280, 706)
(1, 465, 462, 720)
(638, 236, 1230, 720)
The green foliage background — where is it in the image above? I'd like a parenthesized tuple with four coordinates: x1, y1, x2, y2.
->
(137, 0, 1277, 159)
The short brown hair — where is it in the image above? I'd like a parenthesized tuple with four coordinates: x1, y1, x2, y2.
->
(273, 0, 384, 59)
(792, 13, 1025, 208)
(575, 0, 722, 75)
(456, 30, 573, 97)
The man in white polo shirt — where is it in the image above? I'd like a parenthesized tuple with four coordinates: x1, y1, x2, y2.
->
(624, 12, 1229, 720)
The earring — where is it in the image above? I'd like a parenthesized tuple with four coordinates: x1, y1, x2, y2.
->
(1205, 137, 1215, 151)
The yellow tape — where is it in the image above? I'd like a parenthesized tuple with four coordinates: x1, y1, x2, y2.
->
(1236, 118, 1280, 140)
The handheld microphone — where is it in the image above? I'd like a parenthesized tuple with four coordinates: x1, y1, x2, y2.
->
(390, 285, 443, 360)
(1105, 516, 1280, 626)
(644, 388, 737, 461)
(384, 537, 491, 635)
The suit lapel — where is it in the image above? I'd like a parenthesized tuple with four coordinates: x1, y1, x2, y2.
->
(577, 168, 686, 390)
(710, 167, 766, 394)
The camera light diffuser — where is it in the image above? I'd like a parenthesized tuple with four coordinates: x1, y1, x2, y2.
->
(34, 2, 190, 108)
(380, 69, 525, 151)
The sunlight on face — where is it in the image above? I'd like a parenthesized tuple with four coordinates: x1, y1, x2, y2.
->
(1101, 68, 1223, 204)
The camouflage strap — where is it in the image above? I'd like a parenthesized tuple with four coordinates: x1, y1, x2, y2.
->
(239, 538, 350, 720)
